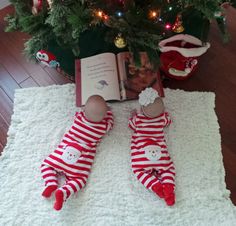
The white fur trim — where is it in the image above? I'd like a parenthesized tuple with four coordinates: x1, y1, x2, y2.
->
(185, 68, 191, 73)
(159, 34, 210, 57)
(169, 68, 191, 77)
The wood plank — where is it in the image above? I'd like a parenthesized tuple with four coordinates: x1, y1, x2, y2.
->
(0, 64, 20, 101)
(9, 30, 72, 85)
(0, 7, 30, 83)
(19, 77, 39, 88)
(10, 32, 72, 84)
(0, 9, 56, 86)
(43, 66, 73, 85)
(0, 42, 56, 87)
(0, 5, 72, 85)
(1, 11, 72, 85)
(0, 142, 3, 154)
(0, 114, 9, 149)
(0, 87, 13, 124)
(0, 33, 56, 86)
(0, 40, 30, 83)
(29, 68, 56, 86)
(0, 36, 56, 87)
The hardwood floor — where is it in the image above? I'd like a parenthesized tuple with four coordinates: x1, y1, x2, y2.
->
(0, 5, 236, 205)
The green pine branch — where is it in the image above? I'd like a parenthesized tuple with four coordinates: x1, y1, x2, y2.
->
(4, 0, 231, 75)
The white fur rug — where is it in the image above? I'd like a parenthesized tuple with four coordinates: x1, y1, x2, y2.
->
(0, 84, 235, 226)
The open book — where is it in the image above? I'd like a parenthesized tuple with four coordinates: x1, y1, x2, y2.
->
(75, 52, 164, 106)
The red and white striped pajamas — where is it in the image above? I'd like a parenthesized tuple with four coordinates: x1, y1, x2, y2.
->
(128, 112, 175, 192)
(41, 110, 114, 201)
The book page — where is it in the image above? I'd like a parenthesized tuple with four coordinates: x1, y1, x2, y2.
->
(117, 52, 164, 100)
(80, 53, 120, 105)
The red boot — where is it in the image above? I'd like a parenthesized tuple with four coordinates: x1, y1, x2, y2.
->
(152, 182, 164, 198)
(42, 185, 57, 198)
(163, 184, 175, 206)
(54, 190, 64, 211)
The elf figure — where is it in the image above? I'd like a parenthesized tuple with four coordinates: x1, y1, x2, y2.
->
(128, 88, 175, 206)
(41, 95, 114, 211)
(159, 34, 210, 80)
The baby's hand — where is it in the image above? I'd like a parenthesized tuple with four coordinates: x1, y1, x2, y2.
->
(130, 109, 137, 118)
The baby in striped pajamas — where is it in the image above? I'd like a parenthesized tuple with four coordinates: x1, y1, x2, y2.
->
(40, 95, 114, 211)
(128, 88, 175, 206)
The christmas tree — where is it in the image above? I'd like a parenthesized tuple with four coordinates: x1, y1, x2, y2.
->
(5, 0, 230, 77)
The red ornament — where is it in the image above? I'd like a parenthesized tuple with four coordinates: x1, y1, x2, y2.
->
(36, 50, 60, 68)
(165, 23, 172, 30)
(172, 14, 184, 33)
(32, 0, 43, 15)
(159, 34, 210, 80)
(32, 0, 53, 15)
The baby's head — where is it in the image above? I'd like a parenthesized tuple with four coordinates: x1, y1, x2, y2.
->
(84, 95, 108, 122)
(138, 88, 164, 118)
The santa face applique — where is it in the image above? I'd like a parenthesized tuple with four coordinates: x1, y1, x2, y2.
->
(61, 146, 81, 165)
(144, 145, 162, 161)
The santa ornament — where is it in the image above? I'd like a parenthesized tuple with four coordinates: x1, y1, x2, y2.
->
(32, 0, 53, 15)
(32, 0, 43, 15)
(159, 34, 210, 80)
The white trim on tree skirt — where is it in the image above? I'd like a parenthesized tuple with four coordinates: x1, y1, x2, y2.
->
(0, 84, 235, 226)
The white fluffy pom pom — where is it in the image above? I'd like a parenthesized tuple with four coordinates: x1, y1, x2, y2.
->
(138, 88, 159, 106)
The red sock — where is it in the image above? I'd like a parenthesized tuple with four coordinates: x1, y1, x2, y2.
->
(163, 184, 175, 206)
(54, 190, 64, 211)
(152, 182, 164, 198)
(42, 185, 57, 198)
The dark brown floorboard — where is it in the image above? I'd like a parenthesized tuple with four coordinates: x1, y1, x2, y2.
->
(19, 77, 39, 88)
(0, 87, 13, 124)
(0, 113, 9, 149)
(0, 64, 20, 101)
